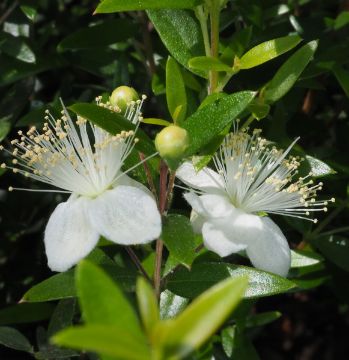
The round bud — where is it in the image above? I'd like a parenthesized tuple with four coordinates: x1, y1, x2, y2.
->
(110, 86, 139, 112)
(155, 125, 189, 159)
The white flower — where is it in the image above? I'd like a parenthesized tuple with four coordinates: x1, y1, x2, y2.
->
(1, 98, 161, 272)
(177, 129, 334, 276)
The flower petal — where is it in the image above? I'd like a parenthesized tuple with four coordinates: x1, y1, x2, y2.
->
(190, 210, 205, 233)
(184, 192, 234, 218)
(202, 218, 247, 256)
(200, 209, 291, 276)
(86, 185, 161, 245)
(244, 217, 291, 277)
(177, 162, 224, 192)
(44, 198, 99, 272)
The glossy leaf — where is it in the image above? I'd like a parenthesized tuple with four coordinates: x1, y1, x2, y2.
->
(305, 155, 336, 178)
(95, 0, 203, 13)
(0, 327, 33, 353)
(264, 41, 318, 103)
(182, 91, 255, 156)
(69, 103, 155, 155)
(162, 214, 197, 268)
(156, 277, 248, 358)
(58, 19, 137, 51)
(166, 57, 187, 123)
(136, 277, 159, 334)
(167, 262, 296, 299)
(53, 325, 151, 360)
(291, 249, 323, 268)
(147, 9, 205, 74)
(160, 290, 189, 320)
(239, 35, 302, 70)
(0, 34, 36, 63)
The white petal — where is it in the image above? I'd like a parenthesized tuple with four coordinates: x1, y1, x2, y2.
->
(200, 209, 291, 276)
(86, 185, 161, 245)
(202, 218, 247, 257)
(184, 192, 234, 218)
(244, 217, 291, 277)
(177, 162, 224, 192)
(190, 211, 205, 233)
(44, 198, 99, 272)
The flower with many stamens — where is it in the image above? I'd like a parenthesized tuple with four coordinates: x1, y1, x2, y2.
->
(176, 128, 334, 276)
(1, 97, 161, 272)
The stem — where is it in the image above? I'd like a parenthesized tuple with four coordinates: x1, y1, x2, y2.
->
(154, 161, 168, 299)
(139, 152, 158, 201)
(139, 12, 156, 76)
(196, 5, 211, 56)
(208, 0, 220, 94)
(125, 246, 152, 285)
(165, 170, 176, 210)
(241, 115, 255, 130)
(0, 0, 18, 25)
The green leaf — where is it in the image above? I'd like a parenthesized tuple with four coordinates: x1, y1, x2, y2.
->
(20, 5, 37, 21)
(136, 277, 159, 335)
(22, 249, 136, 302)
(147, 9, 205, 74)
(182, 91, 255, 156)
(58, 19, 137, 51)
(0, 327, 33, 353)
(53, 325, 151, 360)
(160, 290, 189, 320)
(238, 35, 302, 70)
(305, 155, 336, 178)
(167, 262, 296, 299)
(332, 64, 349, 98)
(246, 311, 281, 328)
(162, 214, 197, 268)
(0, 34, 36, 63)
(69, 103, 155, 155)
(76, 261, 143, 339)
(95, 0, 203, 13)
(264, 41, 318, 103)
(0, 119, 11, 142)
(189, 56, 234, 73)
(0, 303, 54, 326)
(248, 101, 270, 120)
(48, 299, 76, 336)
(156, 277, 248, 359)
(166, 57, 187, 124)
(291, 249, 323, 268)
(313, 235, 349, 272)
(141, 118, 171, 126)
(222, 325, 259, 359)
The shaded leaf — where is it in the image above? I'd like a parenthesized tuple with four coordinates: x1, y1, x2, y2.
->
(167, 262, 296, 299)
(0, 327, 33, 353)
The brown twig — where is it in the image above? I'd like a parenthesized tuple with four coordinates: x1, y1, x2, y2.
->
(125, 246, 153, 285)
(154, 161, 168, 299)
(139, 11, 156, 76)
(139, 152, 158, 201)
(0, 0, 18, 26)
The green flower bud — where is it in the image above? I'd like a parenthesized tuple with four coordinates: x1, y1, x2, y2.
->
(155, 125, 189, 159)
(110, 86, 139, 112)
